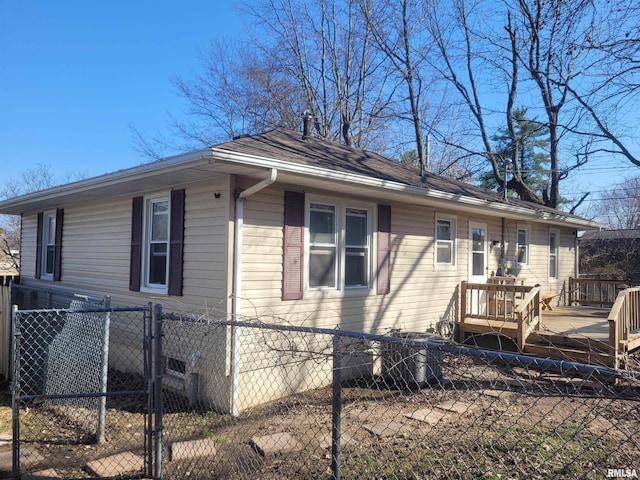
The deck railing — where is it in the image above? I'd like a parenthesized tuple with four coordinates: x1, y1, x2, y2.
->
(514, 286, 541, 351)
(569, 277, 640, 307)
(461, 281, 532, 321)
(461, 281, 539, 350)
(608, 286, 640, 367)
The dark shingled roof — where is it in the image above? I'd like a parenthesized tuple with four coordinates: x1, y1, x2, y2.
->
(580, 229, 640, 241)
(215, 127, 583, 220)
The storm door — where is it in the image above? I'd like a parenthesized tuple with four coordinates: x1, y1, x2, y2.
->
(468, 222, 488, 314)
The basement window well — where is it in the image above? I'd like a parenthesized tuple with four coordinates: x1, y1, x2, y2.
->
(164, 356, 186, 380)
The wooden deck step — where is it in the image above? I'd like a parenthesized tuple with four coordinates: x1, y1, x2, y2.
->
(528, 332, 612, 354)
(623, 335, 640, 353)
(523, 343, 614, 367)
(459, 318, 519, 337)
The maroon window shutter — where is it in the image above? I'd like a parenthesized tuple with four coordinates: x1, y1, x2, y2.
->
(129, 197, 143, 292)
(168, 189, 186, 296)
(377, 204, 391, 295)
(53, 209, 64, 281)
(283, 191, 304, 300)
(35, 212, 43, 279)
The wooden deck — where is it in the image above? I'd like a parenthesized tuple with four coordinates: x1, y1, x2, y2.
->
(458, 280, 640, 368)
(526, 307, 615, 367)
(538, 306, 610, 341)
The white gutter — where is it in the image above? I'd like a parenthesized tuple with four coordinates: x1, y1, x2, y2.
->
(210, 147, 602, 230)
(230, 168, 277, 416)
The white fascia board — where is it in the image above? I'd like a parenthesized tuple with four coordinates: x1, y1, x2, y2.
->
(0, 149, 214, 213)
(210, 147, 602, 230)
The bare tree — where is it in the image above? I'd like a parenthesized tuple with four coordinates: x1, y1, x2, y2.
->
(595, 176, 640, 229)
(559, 1, 640, 168)
(243, 0, 395, 148)
(513, 0, 601, 207)
(139, 0, 396, 155)
(426, 0, 548, 203)
(361, 0, 434, 174)
(2, 163, 58, 198)
(130, 0, 640, 206)
(174, 41, 305, 142)
(580, 230, 640, 280)
(423, 0, 633, 208)
(132, 38, 307, 158)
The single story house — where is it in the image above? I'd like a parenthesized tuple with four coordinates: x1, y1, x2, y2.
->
(0, 127, 601, 412)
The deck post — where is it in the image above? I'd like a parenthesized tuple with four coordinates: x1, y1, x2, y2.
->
(568, 278, 574, 306)
(608, 318, 619, 369)
(459, 282, 467, 343)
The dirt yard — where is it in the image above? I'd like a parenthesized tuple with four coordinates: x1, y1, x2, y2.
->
(8, 354, 640, 479)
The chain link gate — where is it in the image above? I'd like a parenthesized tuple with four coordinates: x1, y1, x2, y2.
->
(11, 300, 155, 479)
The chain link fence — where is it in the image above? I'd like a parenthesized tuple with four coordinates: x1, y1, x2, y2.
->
(10, 302, 153, 479)
(156, 309, 640, 480)
(8, 293, 640, 479)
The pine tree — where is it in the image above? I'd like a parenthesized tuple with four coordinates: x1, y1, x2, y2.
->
(481, 108, 550, 199)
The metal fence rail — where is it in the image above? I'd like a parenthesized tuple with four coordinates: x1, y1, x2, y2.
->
(10, 283, 103, 311)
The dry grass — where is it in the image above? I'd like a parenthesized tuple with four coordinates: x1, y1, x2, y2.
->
(0, 380, 10, 434)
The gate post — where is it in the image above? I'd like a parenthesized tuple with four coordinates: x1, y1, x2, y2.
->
(331, 334, 342, 480)
(96, 295, 111, 444)
(11, 305, 21, 479)
(153, 303, 164, 479)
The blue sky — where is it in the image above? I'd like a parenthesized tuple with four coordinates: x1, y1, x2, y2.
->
(0, 1, 243, 180)
(0, 1, 637, 218)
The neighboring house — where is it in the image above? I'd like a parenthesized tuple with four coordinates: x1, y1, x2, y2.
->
(579, 229, 640, 280)
(0, 127, 601, 412)
(0, 227, 19, 275)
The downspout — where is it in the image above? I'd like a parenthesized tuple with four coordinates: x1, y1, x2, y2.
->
(230, 168, 277, 416)
(498, 217, 506, 276)
(575, 231, 580, 278)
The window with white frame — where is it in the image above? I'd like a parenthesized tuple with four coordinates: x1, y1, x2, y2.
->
(143, 194, 170, 292)
(309, 203, 337, 288)
(435, 216, 456, 266)
(345, 208, 369, 287)
(516, 226, 529, 265)
(42, 211, 57, 278)
(307, 200, 371, 291)
(549, 230, 559, 278)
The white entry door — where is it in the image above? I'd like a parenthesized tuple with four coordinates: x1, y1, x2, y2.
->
(469, 222, 488, 283)
(468, 222, 488, 315)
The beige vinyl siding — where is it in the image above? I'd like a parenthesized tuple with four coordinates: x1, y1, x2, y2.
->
(15, 175, 583, 413)
(61, 197, 132, 292)
(181, 179, 231, 304)
(19, 177, 233, 310)
(241, 187, 284, 302)
(498, 222, 576, 296)
(515, 222, 546, 286)
(557, 228, 577, 290)
(240, 188, 581, 334)
(17, 176, 234, 412)
(19, 215, 38, 278)
(240, 188, 470, 334)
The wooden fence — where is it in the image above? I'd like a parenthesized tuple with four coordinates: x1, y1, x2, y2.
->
(0, 275, 19, 378)
(569, 277, 640, 307)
